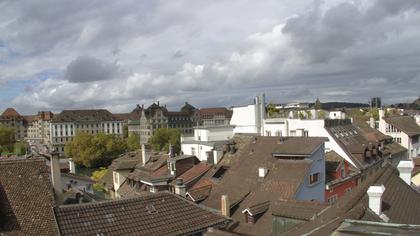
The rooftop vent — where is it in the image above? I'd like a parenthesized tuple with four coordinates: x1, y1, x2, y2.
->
(146, 203, 157, 214)
(259, 167, 268, 178)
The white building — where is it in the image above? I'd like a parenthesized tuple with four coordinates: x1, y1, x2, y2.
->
(49, 109, 125, 155)
(378, 109, 420, 159)
(181, 126, 233, 163)
(230, 94, 266, 135)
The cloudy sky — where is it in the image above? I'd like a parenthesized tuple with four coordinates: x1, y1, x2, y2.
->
(1, 0, 420, 114)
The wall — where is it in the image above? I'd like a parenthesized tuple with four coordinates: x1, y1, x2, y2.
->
(181, 143, 214, 162)
(263, 118, 356, 167)
(295, 144, 325, 202)
(194, 126, 233, 142)
(325, 178, 357, 203)
(230, 104, 257, 134)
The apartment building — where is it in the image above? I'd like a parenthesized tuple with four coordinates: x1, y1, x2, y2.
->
(49, 109, 125, 155)
(25, 111, 54, 145)
(0, 108, 27, 141)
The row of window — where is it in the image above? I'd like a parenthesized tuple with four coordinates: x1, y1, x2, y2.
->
(386, 124, 401, 133)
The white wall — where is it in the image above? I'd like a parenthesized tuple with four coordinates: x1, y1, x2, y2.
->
(230, 105, 257, 134)
(193, 126, 233, 142)
(181, 143, 214, 162)
(263, 118, 356, 167)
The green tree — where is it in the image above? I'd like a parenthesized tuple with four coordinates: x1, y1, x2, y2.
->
(127, 133, 140, 151)
(149, 128, 181, 154)
(13, 141, 27, 156)
(91, 167, 107, 192)
(318, 110, 326, 119)
(298, 112, 306, 119)
(267, 103, 279, 117)
(65, 132, 128, 168)
(122, 124, 129, 138)
(0, 124, 15, 155)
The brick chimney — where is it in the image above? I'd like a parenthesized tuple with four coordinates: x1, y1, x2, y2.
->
(397, 160, 414, 185)
(367, 185, 385, 216)
(50, 152, 62, 197)
(221, 195, 230, 217)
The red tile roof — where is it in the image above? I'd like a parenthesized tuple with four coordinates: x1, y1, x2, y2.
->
(1, 108, 21, 117)
(177, 162, 212, 184)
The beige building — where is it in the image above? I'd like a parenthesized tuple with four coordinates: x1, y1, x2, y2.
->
(0, 108, 27, 141)
(49, 109, 125, 155)
(25, 111, 54, 145)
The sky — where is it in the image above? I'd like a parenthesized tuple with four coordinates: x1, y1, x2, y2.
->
(1, 0, 420, 114)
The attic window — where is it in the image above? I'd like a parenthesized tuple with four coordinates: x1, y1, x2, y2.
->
(212, 166, 229, 180)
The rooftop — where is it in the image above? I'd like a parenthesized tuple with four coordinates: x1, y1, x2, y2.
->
(384, 116, 420, 137)
(54, 191, 230, 236)
(0, 158, 59, 235)
(52, 109, 123, 123)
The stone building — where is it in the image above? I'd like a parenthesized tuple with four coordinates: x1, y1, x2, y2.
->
(138, 102, 199, 145)
(0, 108, 27, 141)
(25, 111, 54, 145)
(49, 109, 125, 155)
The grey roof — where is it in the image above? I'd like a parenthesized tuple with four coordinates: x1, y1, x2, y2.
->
(271, 137, 328, 156)
(54, 191, 230, 236)
(384, 116, 420, 137)
(332, 220, 420, 236)
(52, 109, 123, 122)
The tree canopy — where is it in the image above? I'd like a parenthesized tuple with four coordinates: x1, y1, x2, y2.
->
(127, 133, 140, 151)
(148, 128, 181, 154)
(0, 124, 17, 155)
(65, 132, 127, 168)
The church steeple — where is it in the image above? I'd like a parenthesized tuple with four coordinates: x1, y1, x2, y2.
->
(314, 98, 322, 110)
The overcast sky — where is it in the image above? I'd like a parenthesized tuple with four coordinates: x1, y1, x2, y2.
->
(1, 0, 420, 114)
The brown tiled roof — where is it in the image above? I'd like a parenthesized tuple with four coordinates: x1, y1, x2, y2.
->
(0, 158, 59, 235)
(200, 135, 317, 236)
(353, 119, 390, 142)
(243, 201, 270, 216)
(325, 123, 382, 170)
(272, 199, 328, 221)
(112, 113, 130, 121)
(100, 152, 141, 189)
(52, 109, 122, 122)
(384, 116, 420, 137)
(176, 162, 212, 185)
(54, 191, 230, 236)
(23, 115, 38, 122)
(187, 184, 213, 202)
(284, 163, 420, 235)
(271, 137, 328, 156)
(199, 108, 233, 118)
(1, 108, 21, 117)
(325, 150, 343, 172)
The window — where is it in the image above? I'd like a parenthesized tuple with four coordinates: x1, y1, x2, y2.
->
(328, 195, 338, 204)
(340, 161, 346, 178)
(275, 131, 282, 136)
(266, 131, 271, 136)
(304, 131, 309, 137)
(290, 130, 296, 136)
(309, 172, 320, 185)
(212, 166, 229, 180)
(345, 187, 352, 193)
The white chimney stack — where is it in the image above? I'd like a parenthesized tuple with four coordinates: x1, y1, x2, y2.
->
(174, 178, 186, 197)
(50, 152, 62, 197)
(69, 158, 76, 174)
(369, 116, 375, 129)
(379, 109, 385, 120)
(141, 144, 149, 166)
(221, 195, 230, 217)
(397, 160, 414, 185)
(367, 185, 385, 216)
(258, 167, 268, 178)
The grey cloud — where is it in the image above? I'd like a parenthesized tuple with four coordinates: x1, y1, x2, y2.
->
(65, 56, 120, 83)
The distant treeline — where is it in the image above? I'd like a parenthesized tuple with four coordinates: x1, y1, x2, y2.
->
(310, 102, 369, 110)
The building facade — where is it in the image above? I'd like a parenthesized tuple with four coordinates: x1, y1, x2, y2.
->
(49, 109, 125, 155)
(378, 109, 420, 159)
(25, 111, 54, 145)
(0, 108, 27, 141)
(138, 102, 199, 145)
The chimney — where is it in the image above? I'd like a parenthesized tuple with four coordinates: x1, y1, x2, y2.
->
(397, 160, 414, 185)
(169, 143, 175, 158)
(50, 152, 62, 197)
(157, 101, 160, 106)
(258, 167, 268, 178)
(367, 185, 385, 216)
(174, 178, 186, 197)
(141, 144, 149, 166)
(379, 108, 385, 120)
(221, 195, 230, 217)
(369, 116, 375, 129)
(69, 158, 76, 174)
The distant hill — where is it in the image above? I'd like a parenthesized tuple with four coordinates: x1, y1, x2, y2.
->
(391, 97, 420, 110)
(309, 102, 369, 110)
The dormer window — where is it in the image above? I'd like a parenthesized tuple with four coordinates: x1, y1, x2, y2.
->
(309, 172, 320, 185)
